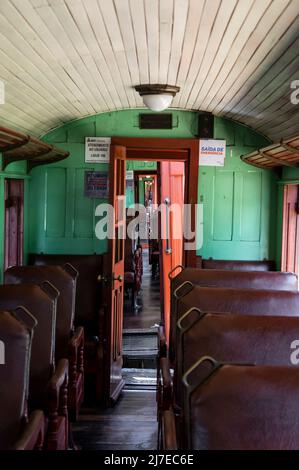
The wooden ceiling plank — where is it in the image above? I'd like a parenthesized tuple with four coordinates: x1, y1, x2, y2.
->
(158, 0, 173, 84)
(207, 0, 293, 114)
(186, 0, 238, 109)
(62, 0, 114, 110)
(144, 0, 159, 84)
(172, 0, 204, 107)
(225, 12, 299, 119)
(0, 30, 85, 118)
(231, 50, 299, 123)
(178, 0, 221, 108)
(167, 0, 188, 86)
(203, 0, 283, 111)
(83, 0, 126, 108)
(193, 0, 254, 109)
(98, 0, 136, 107)
(130, 0, 149, 84)
(114, 0, 141, 103)
(4, 0, 93, 115)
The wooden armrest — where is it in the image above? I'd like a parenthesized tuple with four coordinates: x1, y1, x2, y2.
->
(158, 325, 167, 357)
(159, 357, 173, 409)
(162, 409, 178, 450)
(160, 357, 172, 390)
(70, 326, 84, 350)
(13, 410, 45, 450)
(47, 358, 69, 416)
(69, 326, 84, 383)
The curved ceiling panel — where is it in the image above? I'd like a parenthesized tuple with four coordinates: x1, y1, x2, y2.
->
(0, 0, 298, 140)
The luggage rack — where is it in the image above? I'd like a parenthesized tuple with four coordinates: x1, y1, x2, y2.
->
(241, 134, 299, 169)
(0, 126, 69, 172)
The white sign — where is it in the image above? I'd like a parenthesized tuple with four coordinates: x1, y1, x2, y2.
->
(126, 170, 134, 180)
(199, 139, 226, 166)
(85, 137, 111, 163)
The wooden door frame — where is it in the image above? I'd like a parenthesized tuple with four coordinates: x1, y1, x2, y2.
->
(4, 178, 24, 271)
(111, 137, 199, 267)
(281, 183, 299, 273)
(133, 170, 158, 206)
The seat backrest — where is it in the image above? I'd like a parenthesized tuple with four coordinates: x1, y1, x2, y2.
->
(169, 274, 298, 363)
(0, 284, 58, 409)
(171, 268, 298, 293)
(124, 237, 135, 273)
(5, 265, 77, 360)
(170, 269, 298, 345)
(169, 286, 299, 363)
(29, 254, 103, 334)
(179, 286, 299, 318)
(202, 258, 276, 271)
(188, 364, 299, 449)
(0, 309, 34, 450)
(175, 313, 299, 409)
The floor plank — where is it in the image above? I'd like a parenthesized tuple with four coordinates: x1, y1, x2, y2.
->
(72, 390, 158, 450)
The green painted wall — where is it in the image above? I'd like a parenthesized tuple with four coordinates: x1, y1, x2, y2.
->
(198, 120, 276, 260)
(125, 160, 157, 208)
(0, 158, 30, 282)
(26, 109, 274, 261)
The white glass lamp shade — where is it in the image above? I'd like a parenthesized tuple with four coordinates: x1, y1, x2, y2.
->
(142, 93, 173, 112)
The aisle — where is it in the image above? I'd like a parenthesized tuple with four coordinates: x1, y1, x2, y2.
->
(72, 390, 157, 450)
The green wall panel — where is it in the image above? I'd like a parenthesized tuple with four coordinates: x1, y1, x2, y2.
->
(74, 168, 94, 238)
(240, 172, 262, 242)
(46, 168, 66, 238)
(213, 170, 234, 241)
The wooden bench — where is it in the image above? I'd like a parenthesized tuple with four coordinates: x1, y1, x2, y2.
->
(29, 253, 104, 402)
(5, 264, 83, 421)
(0, 308, 44, 450)
(165, 269, 298, 362)
(0, 284, 68, 450)
(200, 258, 276, 271)
(163, 363, 299, 449)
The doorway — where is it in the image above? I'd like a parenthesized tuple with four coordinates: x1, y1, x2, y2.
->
(4, 178, 24, 270)
(103, 138, 198, 403)
(281, 184, 299, 274)
(122, 157, 186, 392)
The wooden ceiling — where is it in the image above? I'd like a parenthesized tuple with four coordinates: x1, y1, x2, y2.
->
(0, 0, 298, 140)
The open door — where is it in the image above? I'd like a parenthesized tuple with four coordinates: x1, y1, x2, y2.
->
(4, 179, 24, 270)
(159, 161, 185, 344)
(281, 184, 299, 274)
(103, 144, 126, 404)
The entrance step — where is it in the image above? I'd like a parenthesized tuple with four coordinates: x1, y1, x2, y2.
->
(122, 330, 158, 369)
(122, 368, 157, 390)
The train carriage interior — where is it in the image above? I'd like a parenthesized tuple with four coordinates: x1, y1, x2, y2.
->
(1, 0, 299, 455)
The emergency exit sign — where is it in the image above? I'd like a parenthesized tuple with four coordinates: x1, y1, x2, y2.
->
(199, 139, 226, 166)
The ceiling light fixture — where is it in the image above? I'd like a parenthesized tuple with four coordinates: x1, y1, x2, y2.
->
(134, 84, 180, 112)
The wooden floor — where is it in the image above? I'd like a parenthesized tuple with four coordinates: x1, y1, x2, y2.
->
(72, 247, 160, 450)
(72, 390, 157, 450)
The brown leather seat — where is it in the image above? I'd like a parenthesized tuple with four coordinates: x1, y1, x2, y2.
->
(29, 253, 104, 402)
(4, 265, 83, 421)
(0, 284, 68, 450)
(202, 258, 276, 271)
(167, 268, 298, 356)
(173, 286, 299, 363)
(185, 364, 299, 449)
(170, 267, 298, 294)
(175, 313, 299, 412)
(29, 254, 103, 333)
(0, 308, 44, 450)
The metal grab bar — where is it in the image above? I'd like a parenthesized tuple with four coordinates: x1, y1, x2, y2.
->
(164, 197, 172, 254)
